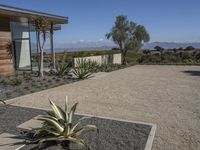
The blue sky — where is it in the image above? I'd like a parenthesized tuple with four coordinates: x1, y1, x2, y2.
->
(0, 0, 200, 48)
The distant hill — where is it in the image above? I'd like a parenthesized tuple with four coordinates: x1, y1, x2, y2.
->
(143, 42, 200, 50)
(44, 42, 200, 53)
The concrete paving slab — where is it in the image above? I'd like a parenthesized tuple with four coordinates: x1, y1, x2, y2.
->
(17, 119, 43, 131)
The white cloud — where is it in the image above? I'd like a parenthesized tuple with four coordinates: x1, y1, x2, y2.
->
(79, 39, 84, 43)
(98, 38, 104, 42)
(71, 41, 77, 44)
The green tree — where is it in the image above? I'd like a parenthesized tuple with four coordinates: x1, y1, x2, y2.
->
(185, 46, 195, 51)
(106, 15, 150, 65)
(32, 17, 50, 77)
(154, 46, 164, 52)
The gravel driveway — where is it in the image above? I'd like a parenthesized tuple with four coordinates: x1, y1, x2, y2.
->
(7, 65, 200, 150)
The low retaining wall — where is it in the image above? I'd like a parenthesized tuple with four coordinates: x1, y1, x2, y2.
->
(74, 53, 121, 66)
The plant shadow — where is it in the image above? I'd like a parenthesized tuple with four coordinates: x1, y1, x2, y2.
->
(27, 141, 71, 150)
(182, 70, 200, 77)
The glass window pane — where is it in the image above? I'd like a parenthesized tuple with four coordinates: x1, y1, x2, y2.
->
(10, 22, 29, 39)
(14, 39, 31, 69)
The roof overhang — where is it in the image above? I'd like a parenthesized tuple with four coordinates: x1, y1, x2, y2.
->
(0, 4, 68, 24)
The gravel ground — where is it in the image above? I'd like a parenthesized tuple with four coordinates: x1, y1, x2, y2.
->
(7, 65, 200, 150)
(0, 105, 151, 150)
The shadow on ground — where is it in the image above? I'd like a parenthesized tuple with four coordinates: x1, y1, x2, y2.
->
(182, 70, 200, 76)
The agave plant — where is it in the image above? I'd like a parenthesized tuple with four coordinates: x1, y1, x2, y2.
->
(32, 97, 97, 149)
(55, 62, 71, 76)
(73, 59, 94, 79)
(0, 100, 6, 105)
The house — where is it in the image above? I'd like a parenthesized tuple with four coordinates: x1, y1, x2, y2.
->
(0, 4, 68, 76)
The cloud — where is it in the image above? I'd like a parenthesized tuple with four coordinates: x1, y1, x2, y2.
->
(71, 41, 77, 44)
(79, 39, 84, 43)
(98, 38, 104, 42)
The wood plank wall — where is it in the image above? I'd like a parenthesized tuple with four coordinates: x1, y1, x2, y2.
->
(0, 17, 14, 76)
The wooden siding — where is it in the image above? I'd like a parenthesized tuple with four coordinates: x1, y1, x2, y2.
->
(0, 17, 14, 76)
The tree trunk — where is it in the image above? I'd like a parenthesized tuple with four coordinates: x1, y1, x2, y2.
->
(40, 48, 44, 77)
(36, 32, 40, 71)
(37, 31, 44, 77)
(121, 51, 127, 65)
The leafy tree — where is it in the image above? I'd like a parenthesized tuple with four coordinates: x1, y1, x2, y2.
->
(32, 17, 50, 77)
(185, 46, 195, 51)
(178, 47, 183, 50)
(154, 46, 164, 51)
(106, 15, 150, 65)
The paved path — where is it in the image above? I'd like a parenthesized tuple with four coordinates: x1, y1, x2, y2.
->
(7, 65, 200, 150)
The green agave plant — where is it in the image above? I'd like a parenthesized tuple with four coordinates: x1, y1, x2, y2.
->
(0, 100, 6, 105)
(32, 97, 97, 149)
(73, 59, 93, 79)
(55, 62, 71, 76)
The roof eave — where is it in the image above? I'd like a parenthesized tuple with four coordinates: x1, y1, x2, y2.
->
(0, 4, 68, 24)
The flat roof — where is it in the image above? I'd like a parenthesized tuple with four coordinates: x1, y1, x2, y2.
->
(0, 4, 68, 24)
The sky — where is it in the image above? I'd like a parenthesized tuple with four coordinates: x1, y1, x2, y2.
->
(0, 0, 200, 48)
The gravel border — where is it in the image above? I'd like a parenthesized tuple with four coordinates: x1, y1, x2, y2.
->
(0, 105, 154, 150)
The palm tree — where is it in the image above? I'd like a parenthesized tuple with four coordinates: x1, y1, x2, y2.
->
(32, 17, 50, 77)
(106, 15, 150, 65)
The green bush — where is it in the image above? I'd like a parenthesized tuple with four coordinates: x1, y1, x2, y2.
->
(10, 75, 23, 85)
(97, 64, 123, 72)
(1, 75, 23, 86)
(138, 51, 200, 65)
(23, 72, 32, 81)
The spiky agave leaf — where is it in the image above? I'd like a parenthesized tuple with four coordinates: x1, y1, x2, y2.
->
(68, 102, 78, 124)
(0, 100, 6, 105)
(72, 125, 97, 136)
(35, 115, 64, 133)
(38, 136, 64, 144)
(70, 116, 91, 133)
(49, 99, 65, 120)
(65, 96, 68, 122)
(66, 137, 88, 148)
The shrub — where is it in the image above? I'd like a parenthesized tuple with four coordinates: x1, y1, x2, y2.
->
(138, 53, 161, 64)
(138, 50, 200, 65)
(73, 59, 94, 79)
(55, 62, 71, 77)
(23, 72, 32, 81)
(180, 52, 193, 60)
(87, 61, 100, 73)
(10, 75, 23, 85)
(31, 98, 97, 148)
(64, 57, 74, 67)
(1, 75, 23, 86)
(195, 52, 200, 60)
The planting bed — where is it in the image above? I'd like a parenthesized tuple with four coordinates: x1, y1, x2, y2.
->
(0, 105, 154, 150)
(0, 73, 79, 101)
(0, 64, 128, 101)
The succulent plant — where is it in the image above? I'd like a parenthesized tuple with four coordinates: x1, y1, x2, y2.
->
(32, 97, 97, 149)
(55, 62, 71, 77)
(0, 100, 6, 105)
(73, 59, 94, 79)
